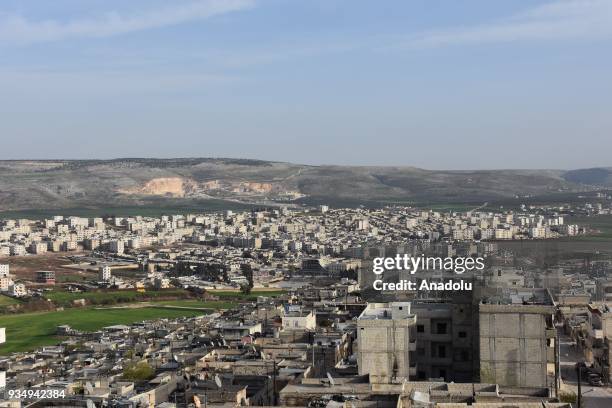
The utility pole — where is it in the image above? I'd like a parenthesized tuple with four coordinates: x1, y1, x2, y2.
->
(576, 362, 585, 408)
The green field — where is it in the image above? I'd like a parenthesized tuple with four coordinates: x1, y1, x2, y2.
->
(44, 289, 191, 307)
(0, 295, 19, 307)
(571, 214, 612, 242)
(0, 300, 234, 354)
(152, 300, 236, 309)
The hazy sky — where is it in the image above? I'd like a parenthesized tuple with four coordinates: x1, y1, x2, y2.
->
(1, 0, 611, 169)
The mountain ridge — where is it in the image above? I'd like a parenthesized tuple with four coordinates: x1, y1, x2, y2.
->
(0, 158, 610, 212)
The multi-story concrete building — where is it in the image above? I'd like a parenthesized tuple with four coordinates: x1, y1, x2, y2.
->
(10, 244, 26, 256)
(479, 288, 556, 390)
(596, 278, 612, 302)
(282, 309, 316, 331)
(29, 241, 47, 254)
(36, 270, 56, 285)
(411, 301, 475, 382)
(8, 283, 26, 297)
(109, 239, 124, 255)
(99, 265, 112, 282)
(0, 276, 12, 292)
(357, 302, 416, 384)
(584, 303, 612, 383)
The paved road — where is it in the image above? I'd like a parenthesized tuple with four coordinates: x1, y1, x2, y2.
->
(558, 329, 612, 408)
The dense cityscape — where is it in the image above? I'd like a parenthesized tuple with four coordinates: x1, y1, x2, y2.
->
(0, 199, 611, 407)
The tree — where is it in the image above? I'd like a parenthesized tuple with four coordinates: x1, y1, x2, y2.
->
(240, 284, 252, 295)
(241, 264, 254, 289)
(122, 361, 155, 381)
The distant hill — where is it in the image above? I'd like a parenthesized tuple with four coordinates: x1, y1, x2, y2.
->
(562, 167, 612, 186)
(0, 158, 609, 212)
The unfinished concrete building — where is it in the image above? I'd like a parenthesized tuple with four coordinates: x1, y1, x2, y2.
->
(479, 288, 557, 390)
(411, 301, 475, 382)
(357, 302, 417, 383)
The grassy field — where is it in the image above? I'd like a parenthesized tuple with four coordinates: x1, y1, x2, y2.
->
(570, 214, 612, 242)
(44, 289, 191, 307)
(0, 299, 233, 354)
(0, 295, 20, 314)
(152, 300, 236, 309)
(0, 295, 19, 307)
(55, 273, 92, 283)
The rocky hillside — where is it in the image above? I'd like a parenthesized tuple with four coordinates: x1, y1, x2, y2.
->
(0, 158, 608, 212)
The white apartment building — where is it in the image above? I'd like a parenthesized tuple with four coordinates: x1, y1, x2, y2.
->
(9, 283, 27, 297)
(109, 240, 125, 254)
(29, 241, 48, 254)
(99, 265, 112, 282)
(0, 276, 13, 292)
(282, 309, 316, 331)
(10, 245, 26, 256)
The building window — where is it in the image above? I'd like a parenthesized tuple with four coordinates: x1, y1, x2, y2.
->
(417, 325, 424, 333)
(436, 323, 447, 334)
(458, 331, 467, 338)
(438, 345, 446, 358)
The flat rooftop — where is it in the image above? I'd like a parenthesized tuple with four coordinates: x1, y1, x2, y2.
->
(481, 288, 553, 306)
(358, 302, 412, 320)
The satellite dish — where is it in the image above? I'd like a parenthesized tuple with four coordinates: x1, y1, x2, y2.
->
(222, 338, 227, 346)
(214, 374, 223, 388)
(326, 372, 335, 387)
(86, 400, 95, 408)
(173, 354, 178, 362)
(85, 382, 94, 393)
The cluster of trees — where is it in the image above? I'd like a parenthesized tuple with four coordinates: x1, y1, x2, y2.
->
(240, 263, 254, 295)
(173, 261, 230, 283)
(122, 360, 155, 381)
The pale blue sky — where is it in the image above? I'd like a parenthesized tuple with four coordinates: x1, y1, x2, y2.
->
(1, 0, 611, 169)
